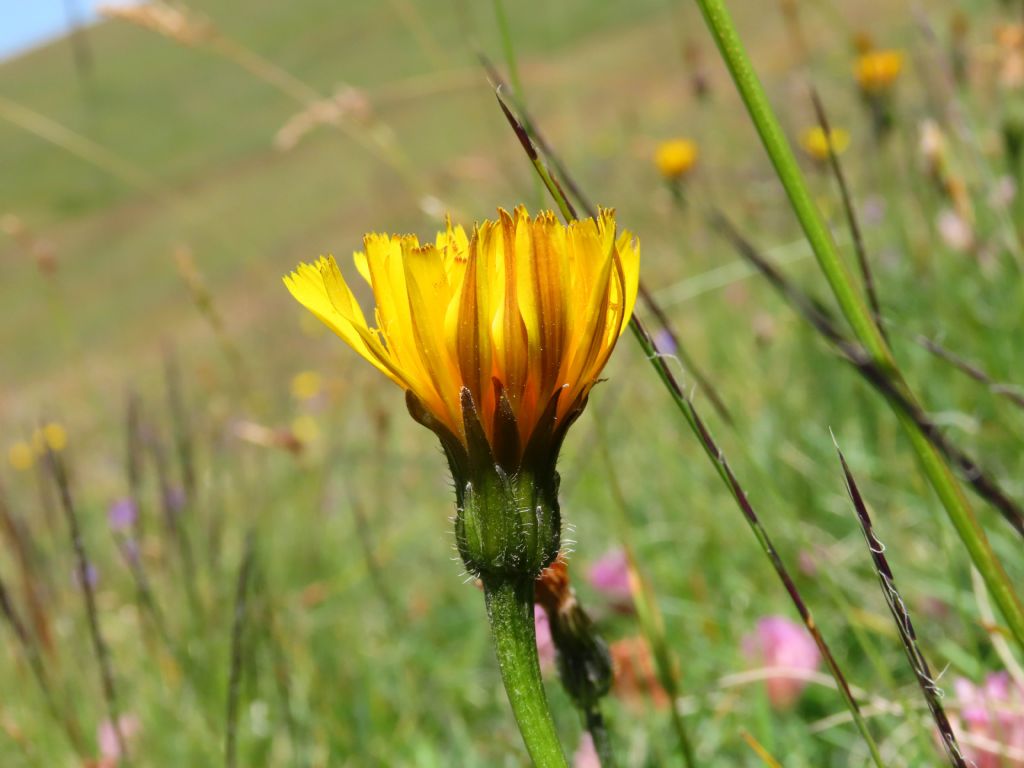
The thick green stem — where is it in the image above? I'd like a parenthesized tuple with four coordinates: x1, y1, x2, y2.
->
(483, 578, 569, 768)
(693, 0, 1024, 654)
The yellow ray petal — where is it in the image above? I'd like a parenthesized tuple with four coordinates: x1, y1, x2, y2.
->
(283, 257, 405, 386)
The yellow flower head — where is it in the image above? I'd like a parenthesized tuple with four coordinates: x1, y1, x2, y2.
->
(855, 50, 904, 93)
(654, 139, 699, 181)
(32, 422, 67, 455)
(8, 441, 34, 471)
(284, 206, 640, 473)
(290, 370, 322, 401)
(800, 126, 851, 162)
(291, 414, 321, 446)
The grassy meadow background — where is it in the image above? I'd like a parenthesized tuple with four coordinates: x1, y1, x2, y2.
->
(1, 0, 1022, 765)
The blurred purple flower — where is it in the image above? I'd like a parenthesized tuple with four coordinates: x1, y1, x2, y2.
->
(860, 195, 887, 227)
(164, 486, 186, 514)
(950, 672, 1024, 767)
(573, 732, 600, 768)
(98, 713, 141, 762)
(73, 563, 99, 589)
(587, 548, 633, 605)
(535, 604, 555, 673)
(119, 538, 141, 566)
(742, 615, 821, 709)
(653, 328, 677, 357)
(108, 498, 138, 532)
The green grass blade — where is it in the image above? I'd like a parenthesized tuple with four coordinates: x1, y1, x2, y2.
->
(693, 0, 1024, 654)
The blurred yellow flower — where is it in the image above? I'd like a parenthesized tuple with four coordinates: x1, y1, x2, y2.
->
(855, 50, 904, 93)
(284, 206, 639, 466)
(800, 126, 851, 161)
(654, 139, 698, 181)
(7, 441, 34, 471)
(996, 24, 1024, 89)
(32, 422, 67, 454)
(291, 415, 320, 446)
(290, 370, 322, 400)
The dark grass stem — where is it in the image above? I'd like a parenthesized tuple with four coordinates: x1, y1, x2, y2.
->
(149, 423, 202, 620)
(490, 0, 524, 102)
(809, 88, 885, 343)
(115, 532, 171, 648)
(225, 531, 256, 768)
(693, 0, 1024, 654)
(711, 213, 1024, 539)
(0, 487, 54, 654)
(32, 449, 59, 537)
(835, 444, 968, 767)
(494, 83, 887, 767)
(48, 449, 129, 763)
(0, 566, 84, 754)
(916, 335, 1024, 411)
(593, 420, 697, 768)
(252, 566, 305, 768)
(490, 85, 734, 427)
(164, 349, 196, 500)
(583, 706, 617, 768)
(489, 0, 544, 208)
(350, 494, 403, 625)
(125, 391, 145, 541)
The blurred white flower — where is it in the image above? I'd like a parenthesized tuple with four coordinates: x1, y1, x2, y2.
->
(919, 119, 946, 174)
(990, 175, 1017, 211)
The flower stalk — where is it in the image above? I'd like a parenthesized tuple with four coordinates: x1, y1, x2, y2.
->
(484, 577, 569, 768)
(285, 205, 639, 766)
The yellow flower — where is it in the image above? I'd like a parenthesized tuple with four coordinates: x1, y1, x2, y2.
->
(654, 139, 698, 181)
(284, 206, 639, 470)
(32, 422, 67, 454)
(290, 370, 322, 400)
(855, 49, 904, 93)
(291, 415, 320, 446)
(8, 441, 34, 471)
(800, 126, 851, 161)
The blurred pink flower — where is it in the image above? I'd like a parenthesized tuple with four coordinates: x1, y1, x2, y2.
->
(97, 714, 141, 762)
(535, 604, 555, 673)
(950, 673, 1024, 767)
(937, 208, 974, 253)
(742, 615, 821, 709)
(573, 732, 600, 768)
(587, 549, 632, 605)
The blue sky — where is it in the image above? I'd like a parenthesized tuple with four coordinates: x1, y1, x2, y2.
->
(0, 1, 102, 60)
